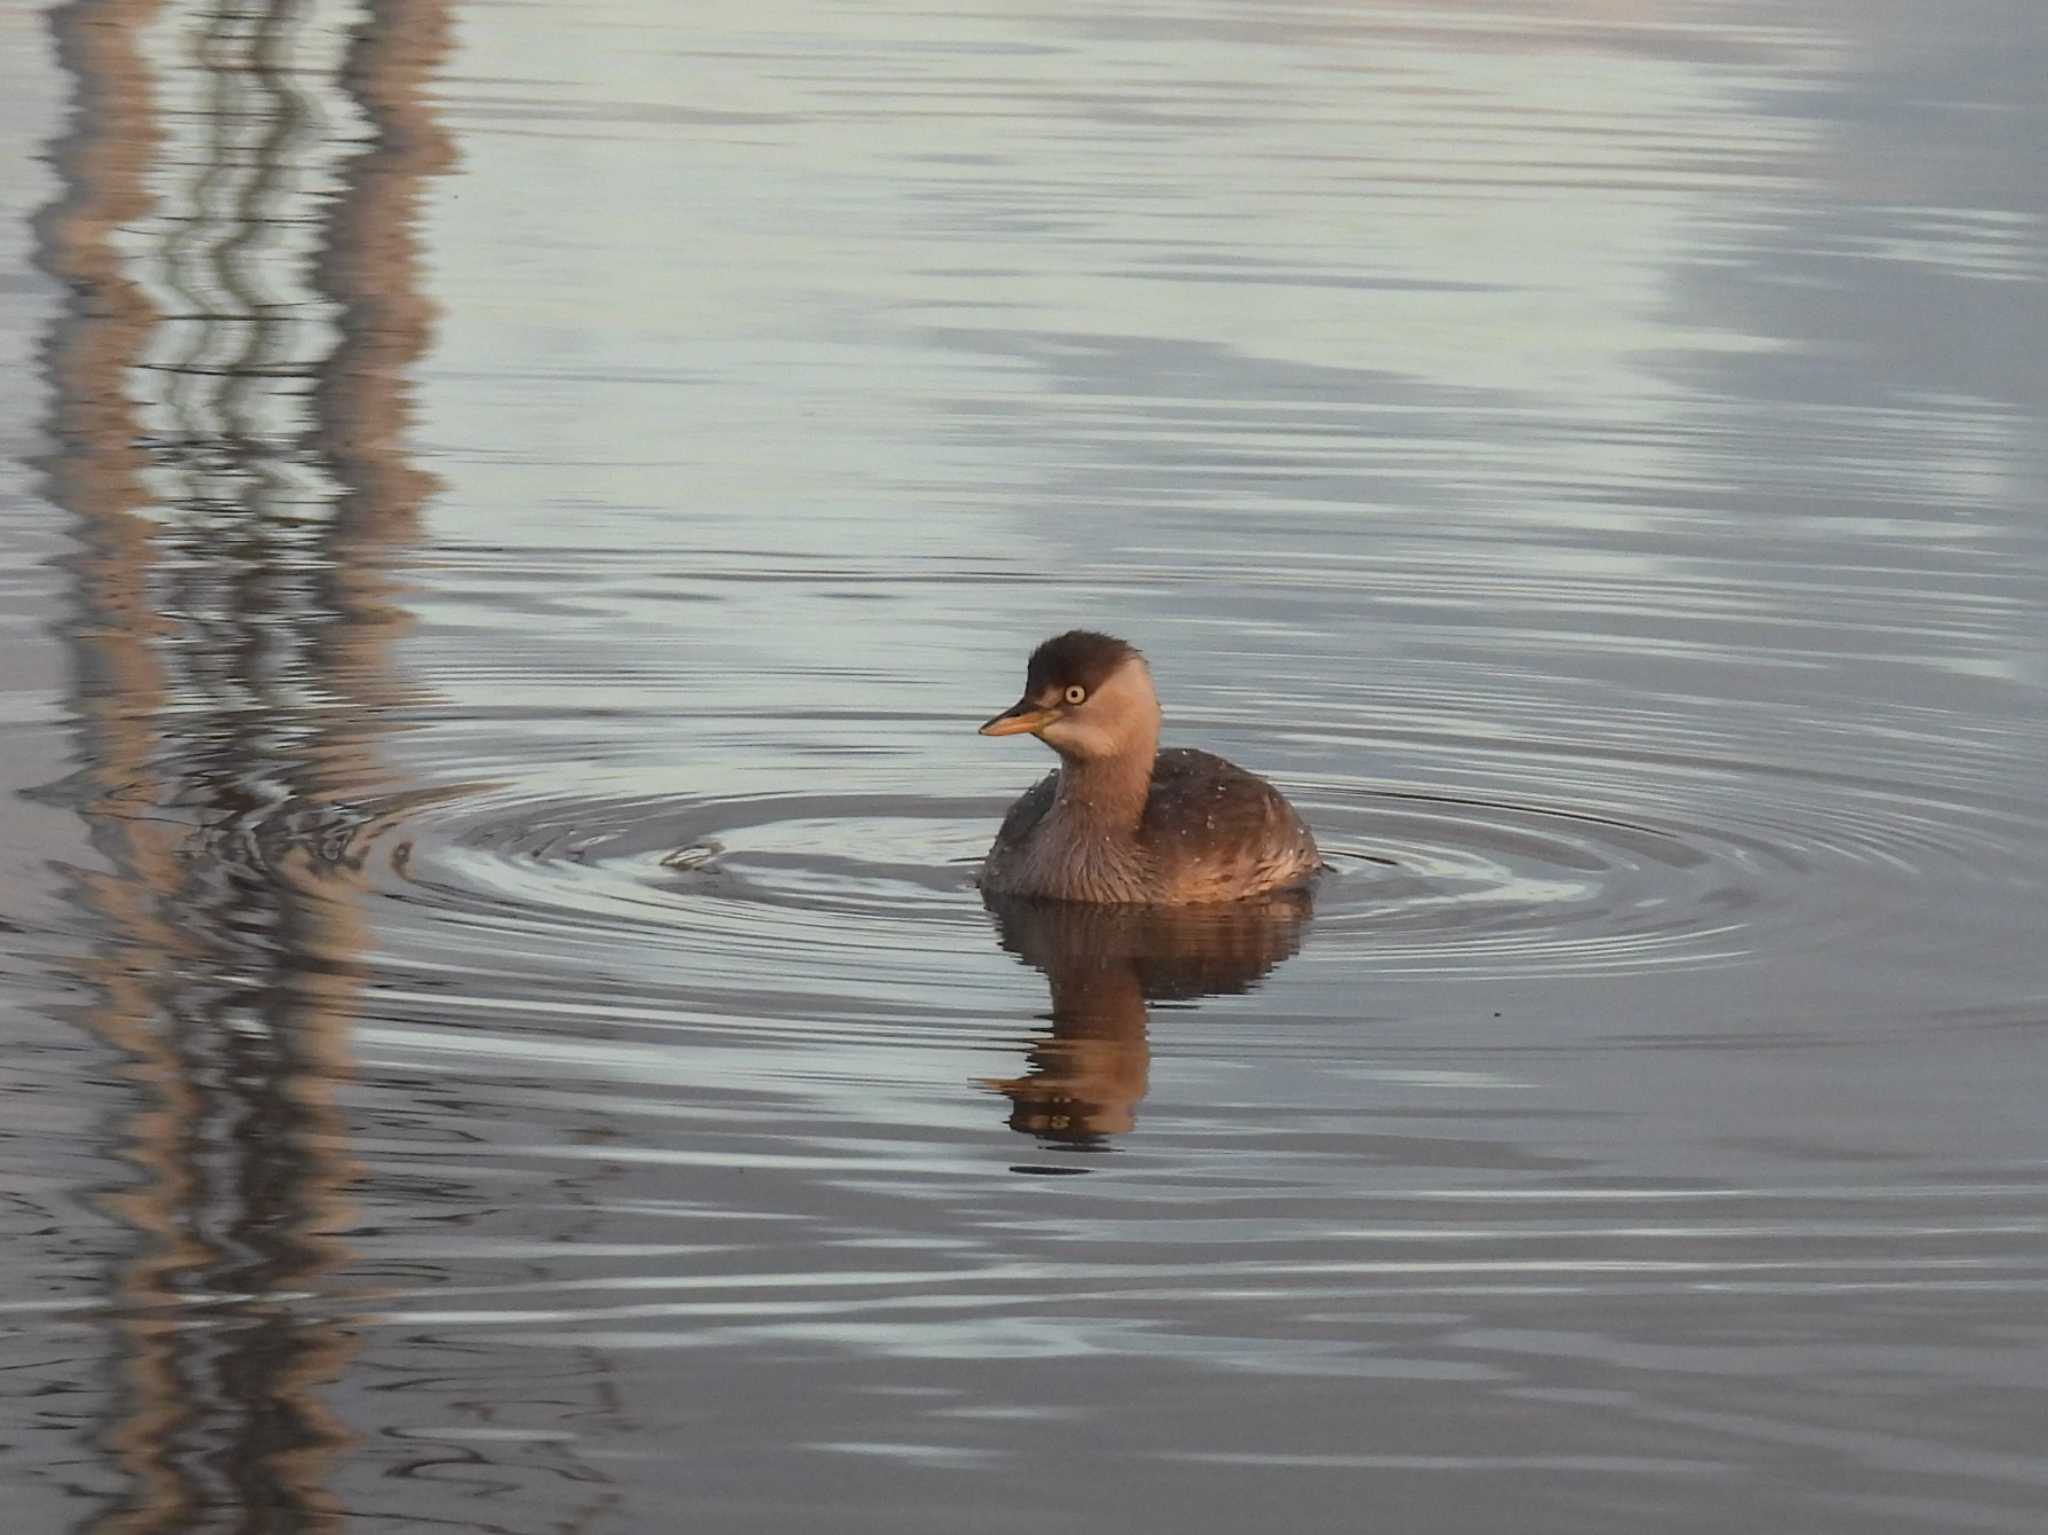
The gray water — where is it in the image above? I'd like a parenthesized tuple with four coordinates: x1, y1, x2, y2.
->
(2, 1, 2046, 1530)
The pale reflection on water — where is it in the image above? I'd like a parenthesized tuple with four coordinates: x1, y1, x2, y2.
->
(3, 0, 2047, 1532)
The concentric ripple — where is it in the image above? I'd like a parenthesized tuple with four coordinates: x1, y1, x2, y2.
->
(320, 714, 2048, 992)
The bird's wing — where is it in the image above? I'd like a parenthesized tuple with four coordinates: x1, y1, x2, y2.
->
(1139, 748, 1321, 898)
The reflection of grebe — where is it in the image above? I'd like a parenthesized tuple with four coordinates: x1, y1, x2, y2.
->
(982, 893, 1312, 1146)
(980, 631, 1321, 904)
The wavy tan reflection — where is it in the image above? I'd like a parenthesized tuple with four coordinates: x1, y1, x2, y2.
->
(981, 893, 1312, 1146)
(37, 0, 451, 1528)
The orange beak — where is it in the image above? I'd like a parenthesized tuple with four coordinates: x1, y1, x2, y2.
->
(979, 699, 1059, 737)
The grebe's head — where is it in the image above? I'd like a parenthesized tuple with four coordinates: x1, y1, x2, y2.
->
(980, 630, 1162, 763)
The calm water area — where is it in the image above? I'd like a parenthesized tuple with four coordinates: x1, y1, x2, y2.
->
(2, 1, 2045, 1530)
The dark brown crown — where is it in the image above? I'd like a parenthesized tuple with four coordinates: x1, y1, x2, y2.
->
(1023, 630, 1143, 695)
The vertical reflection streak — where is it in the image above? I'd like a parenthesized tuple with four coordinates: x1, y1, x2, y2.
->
(37, 0, 452, 1527)
(36, 5, 196, 1525)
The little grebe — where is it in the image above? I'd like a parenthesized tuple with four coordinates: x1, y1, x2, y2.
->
(979, 631, 1321, 905)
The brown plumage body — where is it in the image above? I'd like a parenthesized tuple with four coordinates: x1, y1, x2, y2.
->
(978, 631, 1322, 905)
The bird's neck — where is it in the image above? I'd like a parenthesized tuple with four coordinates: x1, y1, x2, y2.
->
(1053, 746, 1156, 832)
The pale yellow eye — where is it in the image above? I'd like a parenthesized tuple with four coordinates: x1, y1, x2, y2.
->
(1063, 684, 1087, 705)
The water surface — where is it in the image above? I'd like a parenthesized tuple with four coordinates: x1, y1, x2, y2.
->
(2, 1, 2045, 1531)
